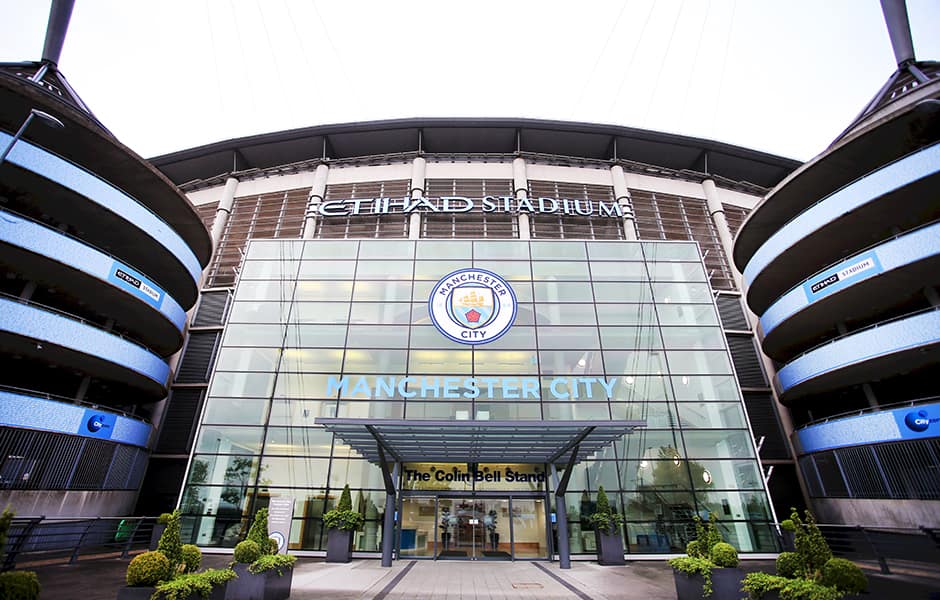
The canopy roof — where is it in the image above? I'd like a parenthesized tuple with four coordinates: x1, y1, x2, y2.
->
(315, 418, 645, 465)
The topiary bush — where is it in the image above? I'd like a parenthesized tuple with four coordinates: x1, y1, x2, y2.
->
(248, 553, 297, 575)
(126, 550, 171, 586)
(820, 557, 867, 594)
(323, 485, 365, 532)
(0, 570, 40, 600)
(233, 539, 262, 564)
(686, 539, 704, 558)
(776, 551, 801, 578)
(788, 508, 831, 578)
(180, 544, 202, 573)
(157, 510, 183, 572)
(246, 508, 272, 555)
(153, 568, 236, 600)
(268, 537, 280, 554)
(710, 541, 739, 568)
(587, 486, 624, 535)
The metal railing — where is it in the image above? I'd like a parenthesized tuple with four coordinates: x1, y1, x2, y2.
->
(780, 524, 940, 575)
(2, 516, 163, 570)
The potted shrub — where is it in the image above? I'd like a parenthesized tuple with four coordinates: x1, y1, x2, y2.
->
(587, 486, 626, 565)
(118, 510, 235, 600)
(0, 507, 40, 600)
(150, 512, 172, 550)
(323, 485, 364, 563)
(669, 515, 744, 599)
(742, 508, 868, 600)
(225, 508, 296, 600)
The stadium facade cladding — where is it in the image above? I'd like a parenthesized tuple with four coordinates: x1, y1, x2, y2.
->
(130, 117, 810, 559)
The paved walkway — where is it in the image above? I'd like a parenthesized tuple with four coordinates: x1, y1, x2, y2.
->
(26, 555, 940, 599)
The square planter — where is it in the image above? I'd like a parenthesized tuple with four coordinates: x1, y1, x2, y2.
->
(224, 563, 294, 600)
(673, 567, 745, 600)
(326, 528, 353, 563)
(594, 530, 626, 566)
(119, 585, 226, 600)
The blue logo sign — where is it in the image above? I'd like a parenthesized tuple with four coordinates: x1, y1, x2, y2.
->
(904, 410, 932, 433)
(429, 269, 517, 345)
(82, 410, 116, 439)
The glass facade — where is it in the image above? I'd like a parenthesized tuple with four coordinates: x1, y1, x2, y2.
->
(181, 239, 777, 555)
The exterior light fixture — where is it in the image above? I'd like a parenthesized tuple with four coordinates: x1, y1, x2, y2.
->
(0, 108, 65, 166)
(703, 470, 713, 484)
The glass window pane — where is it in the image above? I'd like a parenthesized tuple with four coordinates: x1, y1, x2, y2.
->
(603, 351, 668, 375)
(345, 349, 408, 373)
(656, 304, 719, 326)
(648, 262, 707, 282)
(666, 351, 733, 374)
(203, 398, 269, 425)
(274, 374, 336, 398)
(327, 459, 386, 489)
(248, 240, 304, 260)
(479, 326, 536, 350)
(357, 241, 414, 259)
(268, 399, 337, 425)
(338, 400, 405, 419)
(595, 304, 658, 326)
(690, 460, 764, 490)
(535, 304, 597, 326)
(290, 302, 351, 324)
(564, 458, 620, 492)
(240, 260, 300, 280)
(416, 241, 472, 259)
(538, 351, 605, 375)
(661, 327, 726, 349)
(355, 260, 414, 279)
(262, 457, 330, 487)
(474, 402, 542, 420)
(195, 426, 264, 454)
(682, 430, 755, 458)
(697, 491, 772, 521)
(533, 282, 594, 302)
(530, 241, 586, 260)
(335, 375, 406, 400)
(348, 303, 412, 324)
(677, 402, 747, 428)
(531, 261, 590, 280)
(617, 430, 685, 461)
(409, 351, 472, 374)
(607, 376, 673, 401)
(222, 324, 285, 347)
(589, 262, 649, 281)
(673, 376, 741, 401)
(302, 240, 359, 259)
(409, 326, 465, 349)
(346, 325, 409, 348)
(405, 401, 475, 420)
(642, 242, 701, 261)
(536, 327, 600, 350)
(651, 282, 711, 303)
(599, 326, 663, 349)
(593, 282, 653, 302)
(413, 261, 468, 280)
(285, 324, 348, 348)
(294, 281, 354, 302)
(229, 302, 290, 323)
(216, 348, 281, 372)
(297, 261, 357, 279)
(279, 348, 344, 372)
(210, 372, 275, 397)
(474, 350, 539, 374)
(587, 242, 643, 260)
(354, 281, 412, 301)
(610, 402, 677, 428)
(470, 261, 532, 280)
(474, 241, 530, 260)
(236, 281, 295, 301)
(543, 403, 610, 420)
(264, 427, 333, 456)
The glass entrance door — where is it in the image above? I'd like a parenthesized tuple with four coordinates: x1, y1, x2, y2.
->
(399, 495, 546, 560)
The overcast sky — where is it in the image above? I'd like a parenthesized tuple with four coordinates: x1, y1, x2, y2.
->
(2, 1, 938, 161)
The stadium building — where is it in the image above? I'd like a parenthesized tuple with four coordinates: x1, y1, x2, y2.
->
(146, 119, 802, 562)
(734, 3, 940, 529)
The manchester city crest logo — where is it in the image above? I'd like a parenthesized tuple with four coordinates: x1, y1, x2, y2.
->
(429, 268, 517, 345)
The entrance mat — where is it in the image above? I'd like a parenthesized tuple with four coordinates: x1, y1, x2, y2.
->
(437, 550, 468, 558)
(481, 551, 512, 559)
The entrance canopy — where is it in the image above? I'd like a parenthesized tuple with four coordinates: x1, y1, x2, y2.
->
(314, 418, 645, 465)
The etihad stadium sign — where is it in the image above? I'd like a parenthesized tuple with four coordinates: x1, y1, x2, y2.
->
(316, 195, 624, 218)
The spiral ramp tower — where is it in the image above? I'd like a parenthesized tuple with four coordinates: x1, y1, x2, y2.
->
(734, 1, 940, 527)
(0, 1, 211, 516)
